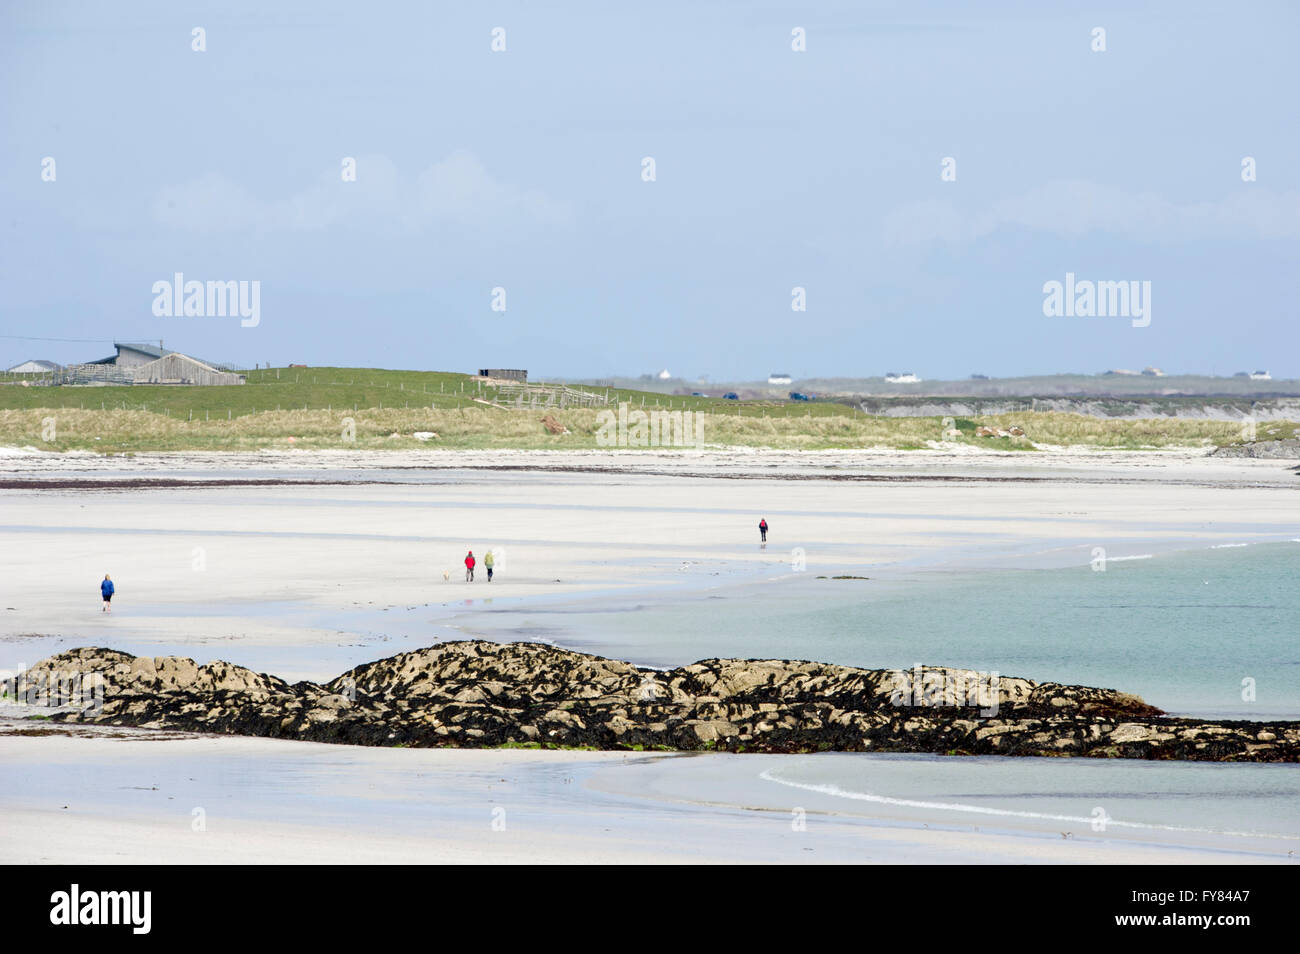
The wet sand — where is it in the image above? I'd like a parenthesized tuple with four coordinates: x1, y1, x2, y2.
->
(3, 729, 1294, 864)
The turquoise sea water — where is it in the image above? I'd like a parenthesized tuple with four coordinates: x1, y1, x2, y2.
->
(753, 753, 1300, 839)
(9, 538, 1291, 723)
(458, 542, 1300, 721)
(589, 751, 1300, 846)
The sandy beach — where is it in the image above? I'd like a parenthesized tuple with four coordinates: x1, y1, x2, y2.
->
(3, 447, 1297, 674)
(4, 727, 1295, 864)
(3, 447, 1298, 863)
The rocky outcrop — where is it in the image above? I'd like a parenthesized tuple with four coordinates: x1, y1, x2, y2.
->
(1210, 438, 1300, 459)
(10, 642, 1298, 762)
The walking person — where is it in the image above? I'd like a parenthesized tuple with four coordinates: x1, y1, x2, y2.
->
(759, 518, 768, 546)
(100, 574, 115, 613)
(484, 549, 495, 582)
(464, 549, 476, 582)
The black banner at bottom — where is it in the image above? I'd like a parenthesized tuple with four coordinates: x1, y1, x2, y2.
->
(11, 865, 1284, 940)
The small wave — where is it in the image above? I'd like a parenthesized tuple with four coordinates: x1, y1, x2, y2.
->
(757, 769, 1294, 839)
(1105, 554, 1154, 563)
(1209, 543, 1250, 549)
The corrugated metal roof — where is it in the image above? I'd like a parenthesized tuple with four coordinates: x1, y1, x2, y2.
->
(110, 342, 234, 371)
(114, 342, 169, 358)
(136, 352, 218, 374)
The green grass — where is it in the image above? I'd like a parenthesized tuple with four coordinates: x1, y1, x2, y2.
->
(1219, 420, 1300, 446)
(0, 365, 847, 420)
(0, 365, 1287, 452)
(0, 367, 498, 416)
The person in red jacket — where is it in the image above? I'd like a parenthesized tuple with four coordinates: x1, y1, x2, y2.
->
(758, 518, 768, 545)
(464, 550, 476, 582)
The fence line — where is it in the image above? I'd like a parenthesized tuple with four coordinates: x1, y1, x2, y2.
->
(494, 383, 610, 408)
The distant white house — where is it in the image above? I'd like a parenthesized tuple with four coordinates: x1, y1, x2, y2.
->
(884, 372, 921, 384)
(657, 369, 672, 380)
(1249, 370, 1272, 381)
(6, 359, 60, 374)
(1141, 366, 1165, 377)
(768, 373, 792, 385)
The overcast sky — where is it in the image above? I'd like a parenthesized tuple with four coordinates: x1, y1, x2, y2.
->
(3, 0, 1297, 380)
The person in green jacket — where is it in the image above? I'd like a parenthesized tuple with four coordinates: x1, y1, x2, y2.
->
(484, 549, 495, 582)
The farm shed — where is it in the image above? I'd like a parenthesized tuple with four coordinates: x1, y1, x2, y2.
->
(6, 359, 61, 374)
(132, 353, 245, 385)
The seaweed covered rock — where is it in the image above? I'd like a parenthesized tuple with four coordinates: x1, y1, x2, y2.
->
(11, 641, 1297, 762)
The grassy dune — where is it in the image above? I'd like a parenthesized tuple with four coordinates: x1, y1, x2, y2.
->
(0, 366, 1286, 452)
(0, 406, 1262, 453)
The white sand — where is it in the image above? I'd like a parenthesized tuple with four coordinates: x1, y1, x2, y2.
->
(3, 448, 1297, 677)
(2, 447, 1297, 862)
(2, 730, 1290, 864)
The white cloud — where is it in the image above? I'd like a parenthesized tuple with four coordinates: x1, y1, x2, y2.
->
(152, 151, 572, 233)
(882, 180, 1300, 245)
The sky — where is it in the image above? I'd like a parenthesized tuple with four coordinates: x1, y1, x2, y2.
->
(2, 0, 1298, 380)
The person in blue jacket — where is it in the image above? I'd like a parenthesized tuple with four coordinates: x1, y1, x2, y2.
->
(100, 574, 115, 613)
